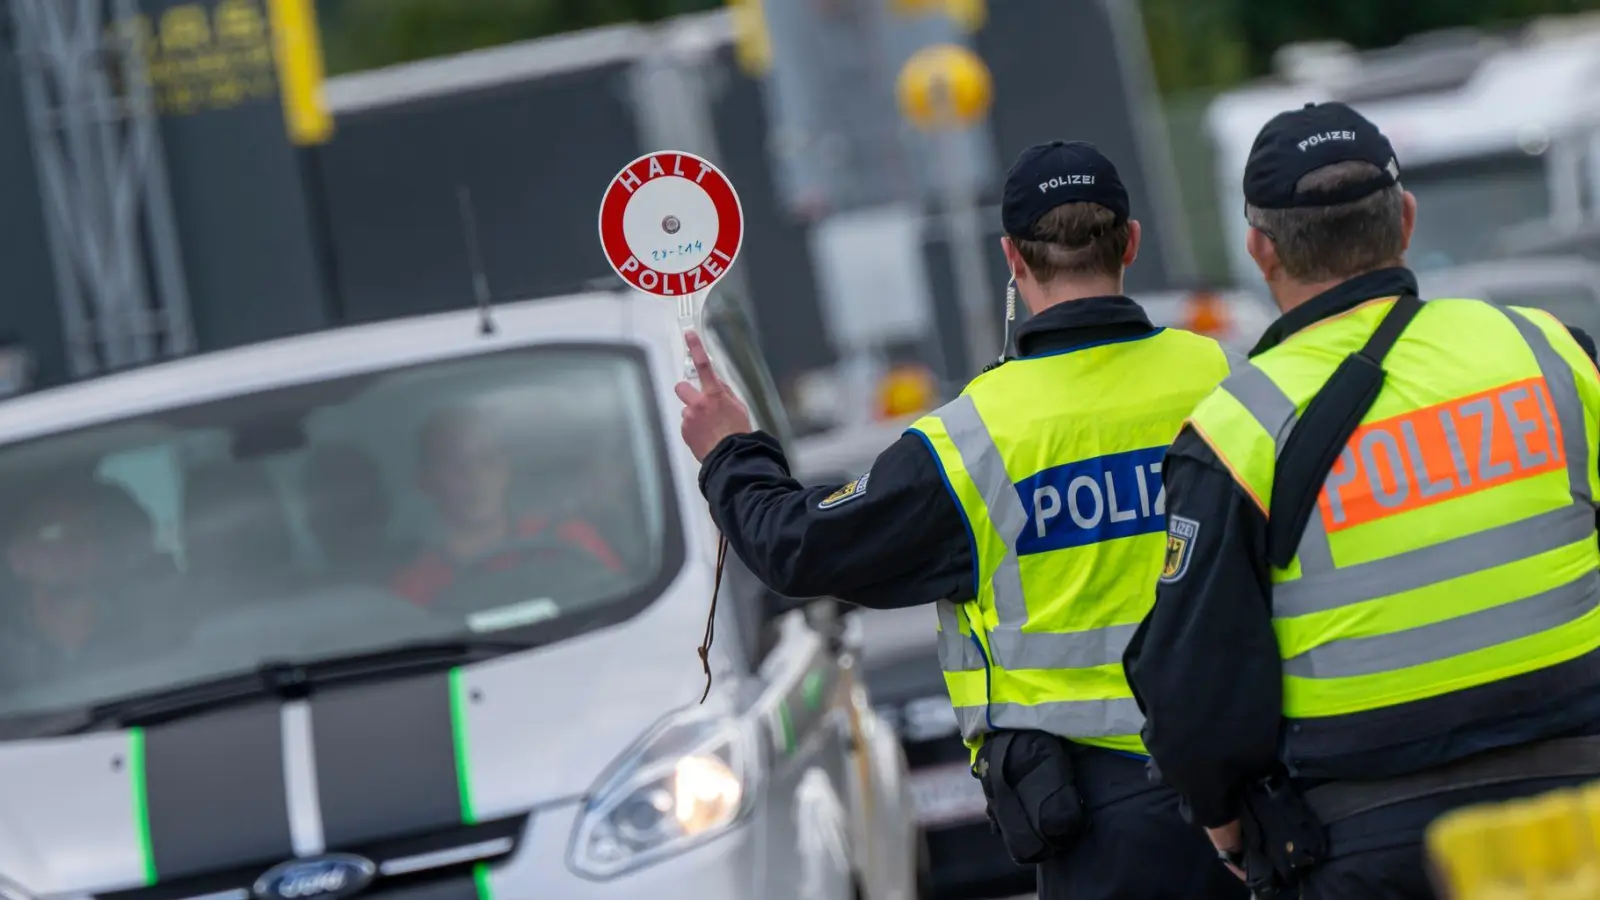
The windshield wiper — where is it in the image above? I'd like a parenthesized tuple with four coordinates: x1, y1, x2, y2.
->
(56, 637, 530, 735)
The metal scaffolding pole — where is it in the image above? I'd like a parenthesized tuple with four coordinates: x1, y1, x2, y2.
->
(9, 0, 193, 378)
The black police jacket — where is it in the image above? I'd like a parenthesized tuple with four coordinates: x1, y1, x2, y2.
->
(698, 295, 1161, 610)
(1124, 267, 1600, 831)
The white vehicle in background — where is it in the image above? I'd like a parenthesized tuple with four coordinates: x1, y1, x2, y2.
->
(1207, 16, 1600, 290)
(1419, 255, 1600, 335)
(0, 289, 919, 900)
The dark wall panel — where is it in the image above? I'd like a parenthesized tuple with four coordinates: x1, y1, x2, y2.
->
(975, 0, 1183, 293)
(315, 63, 643, 322)
(0, 47, 69, 390)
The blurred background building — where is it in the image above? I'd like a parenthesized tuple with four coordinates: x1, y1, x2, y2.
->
(4, 0, 1600, 432)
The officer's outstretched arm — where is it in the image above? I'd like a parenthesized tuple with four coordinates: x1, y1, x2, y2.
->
(699, 431, 969, 605)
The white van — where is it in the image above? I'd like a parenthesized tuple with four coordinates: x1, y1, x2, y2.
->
(0, 290, 920, 900)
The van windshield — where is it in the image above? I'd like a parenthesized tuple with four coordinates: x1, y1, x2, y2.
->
(1405, 152, 1550, 273)
(0, 345, 681, 721)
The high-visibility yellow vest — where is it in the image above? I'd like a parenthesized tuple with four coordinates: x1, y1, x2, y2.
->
(911, 328, 1233, 755)
(1186, 297, 1600, 767)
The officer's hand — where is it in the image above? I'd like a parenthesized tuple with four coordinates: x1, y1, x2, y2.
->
(1205, 820, 1246, 882)
(675, 329, 753, 462)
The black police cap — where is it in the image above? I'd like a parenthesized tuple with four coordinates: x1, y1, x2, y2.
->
(1001, 141, 1129, 240)
(1244, 102, 1400, 210)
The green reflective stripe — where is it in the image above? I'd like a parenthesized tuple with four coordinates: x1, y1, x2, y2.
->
(1274, 499, 1595, 618)
(1504, 308, 1592, 504)
(988, 697, 1145, 739)
(473, 862, 494, 900)
(129, 728, 156, 886)
(933, 395, 1132, 671)
(936, 602, 984, 672)
(1283, 571, 1600, 678)
(777, 701, 796, 754)
(448, 668, 476, 825)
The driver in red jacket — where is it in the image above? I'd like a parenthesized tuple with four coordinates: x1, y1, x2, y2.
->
(390, 404, 621, 606)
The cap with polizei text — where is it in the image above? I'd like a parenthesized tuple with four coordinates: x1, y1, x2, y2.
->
(1001, 141, 1129, 240)
(1244, 102, 1400, 210)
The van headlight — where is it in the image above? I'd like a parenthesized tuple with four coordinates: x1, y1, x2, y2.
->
(566, 708, 760, 879)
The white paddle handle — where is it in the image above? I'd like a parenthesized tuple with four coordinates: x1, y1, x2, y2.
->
(678, 291, 708, 385)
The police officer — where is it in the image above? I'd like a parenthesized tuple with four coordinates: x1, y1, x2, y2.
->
(677, 141, 1248, 900)
(1124, 101, 1600, 900)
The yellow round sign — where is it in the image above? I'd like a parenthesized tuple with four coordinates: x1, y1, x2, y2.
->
(895, 44, 993, 131)
(877, 364, 939, 419)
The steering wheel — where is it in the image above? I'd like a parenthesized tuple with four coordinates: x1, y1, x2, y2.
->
(428, 532, 626, 617)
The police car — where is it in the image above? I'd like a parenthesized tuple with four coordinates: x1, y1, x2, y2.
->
(0, 289, 920, 900)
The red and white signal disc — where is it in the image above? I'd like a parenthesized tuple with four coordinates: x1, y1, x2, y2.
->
(598, 151, 744, 298)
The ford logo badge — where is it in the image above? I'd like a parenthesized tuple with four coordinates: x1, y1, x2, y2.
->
(253, 854, 376, 900)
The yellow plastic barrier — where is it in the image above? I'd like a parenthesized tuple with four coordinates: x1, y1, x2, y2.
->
(1426, 781, 1600, 899)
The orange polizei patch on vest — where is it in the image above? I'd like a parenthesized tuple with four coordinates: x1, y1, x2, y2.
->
(1318, 376, 1565, 533)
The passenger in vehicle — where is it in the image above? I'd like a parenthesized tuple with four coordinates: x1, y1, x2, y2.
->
(0, 477, 175, 684)
(181, 461, 300, 608)
(389, 404, 622, 606)
(301, 442, 408, 584)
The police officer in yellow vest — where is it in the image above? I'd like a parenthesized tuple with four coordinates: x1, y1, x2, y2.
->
(677, 141, 1247, 899)
(1124, 101, 1600, 900)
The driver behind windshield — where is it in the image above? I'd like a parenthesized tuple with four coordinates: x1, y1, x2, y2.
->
(0, 477, 176, 684)
(389, 404, 622, 606)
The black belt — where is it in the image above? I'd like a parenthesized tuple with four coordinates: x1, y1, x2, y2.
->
(1303, 736, 1600, 824)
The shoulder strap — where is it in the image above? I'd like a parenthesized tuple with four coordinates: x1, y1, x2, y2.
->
(1265, 294, 1424, 569)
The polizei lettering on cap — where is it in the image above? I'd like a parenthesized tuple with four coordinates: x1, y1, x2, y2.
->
(1297, 130, 1356, 152)
(1038, 175, 1096, 193)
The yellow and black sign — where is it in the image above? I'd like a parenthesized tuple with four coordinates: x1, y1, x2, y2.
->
(110, 0, 331, 145)
(1160, 515, 1200, 583)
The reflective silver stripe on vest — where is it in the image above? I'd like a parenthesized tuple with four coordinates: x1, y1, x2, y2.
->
(934, 395, 1136, 671)
(1503, 309, 1592, 506)
(1221, 362, 1299, 455)
(936, 600, 986, 672)
(1283, 571, 1600, 678)
(986, 697, 1146, 739)
(953, 704, 988, 741)
(1224, 348, 1248, 374)
(1274, 503, 1595, 617)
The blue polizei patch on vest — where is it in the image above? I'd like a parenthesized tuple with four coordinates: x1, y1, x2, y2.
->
(1013, 445, 1167, 555)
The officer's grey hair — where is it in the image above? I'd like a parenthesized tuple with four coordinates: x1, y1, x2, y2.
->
(1012, 202, 1130, 282)
(1245, 161, 1405, 283)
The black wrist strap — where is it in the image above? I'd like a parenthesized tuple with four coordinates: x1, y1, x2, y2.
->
(1265, 294, 1424, 569)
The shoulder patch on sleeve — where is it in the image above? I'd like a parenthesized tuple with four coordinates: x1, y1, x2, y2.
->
(1160, 515, 1200, 583)
(818, 473, 870, 510)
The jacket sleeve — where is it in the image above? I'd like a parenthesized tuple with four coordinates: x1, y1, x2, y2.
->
(1563, 324, 1598, 363)
(1123, 427, 1284, 827)
(698, 430, 972, 606)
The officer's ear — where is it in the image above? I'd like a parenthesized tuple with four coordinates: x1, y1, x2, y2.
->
(1000, 236, 1028, 285)
(1246, 225, 1280, 283)
(1123, 220, 1142, 268)
(1399, 189, 1418, 253)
